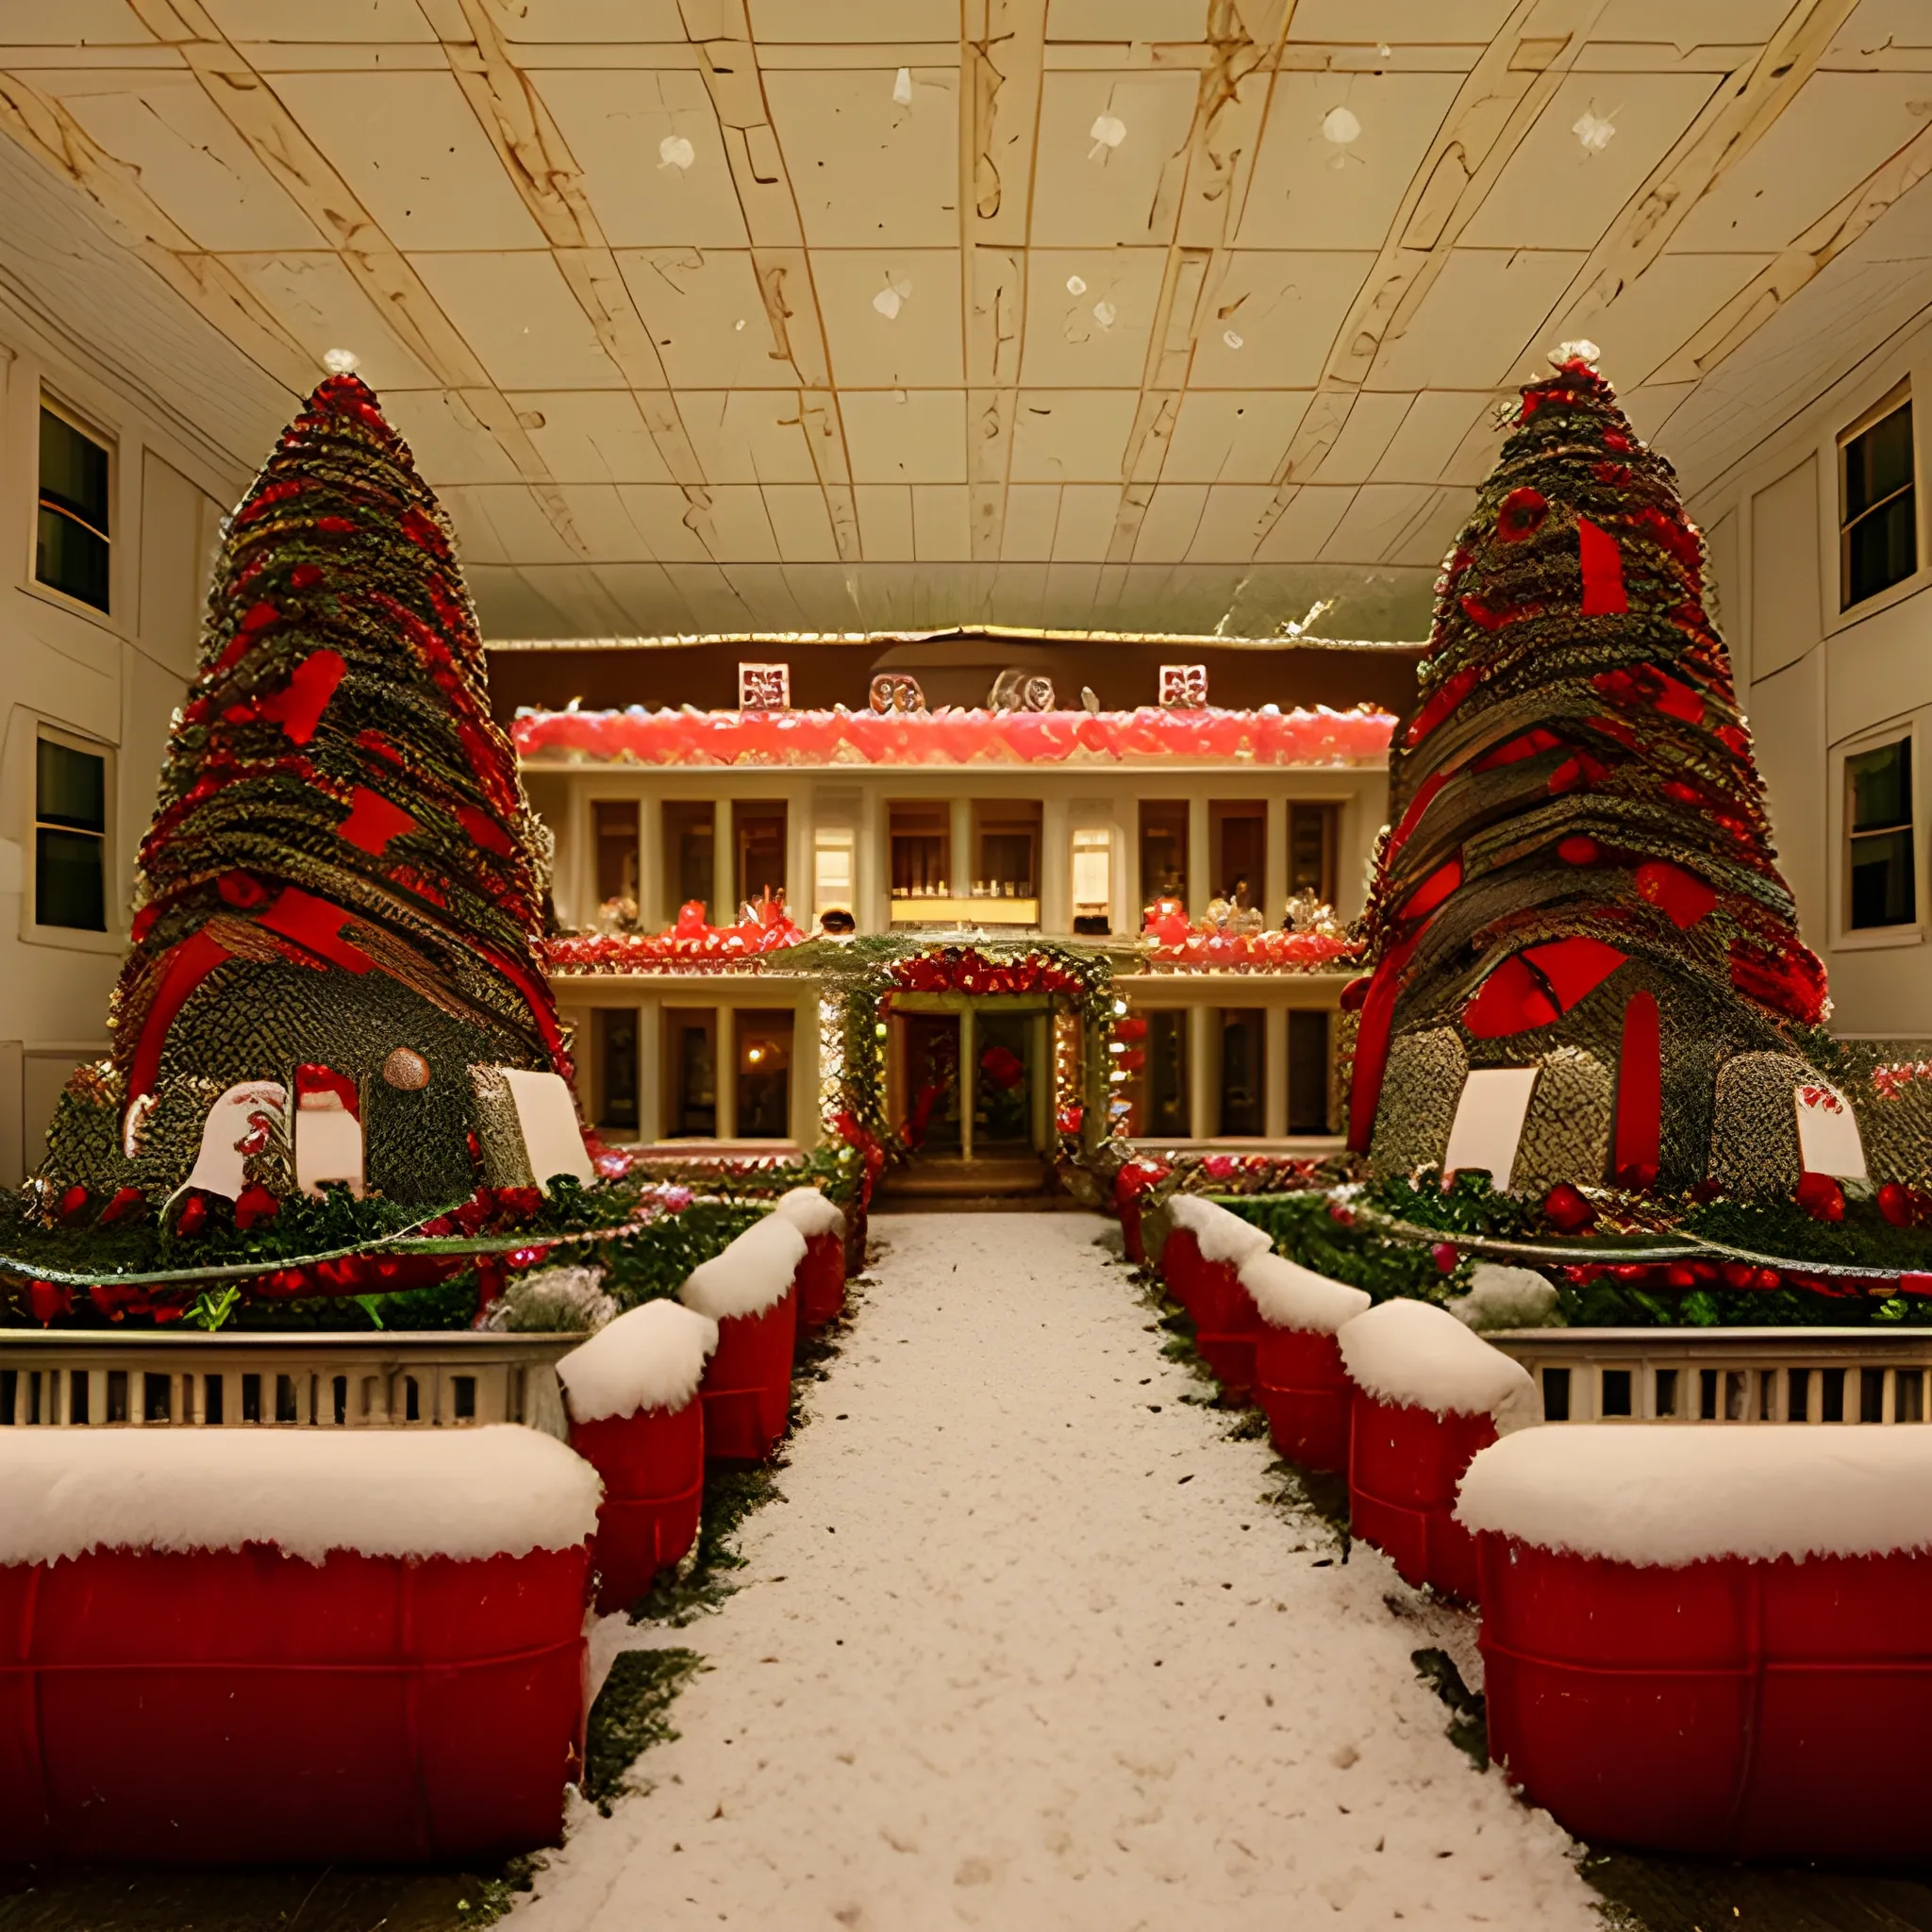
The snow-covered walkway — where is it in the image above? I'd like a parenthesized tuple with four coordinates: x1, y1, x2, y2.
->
(514, 1213, 1599, 1930)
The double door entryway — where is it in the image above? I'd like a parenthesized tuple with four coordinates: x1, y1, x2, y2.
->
(887, 994, 1055, 1174)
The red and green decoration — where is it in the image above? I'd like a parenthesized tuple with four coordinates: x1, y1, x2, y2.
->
(1348, 346, 1827, 1192)
(112, 370, 565, 1118)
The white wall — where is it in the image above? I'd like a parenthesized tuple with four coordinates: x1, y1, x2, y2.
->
(0, 323, 241, 1182)
(1689, 303, 1932, 1042)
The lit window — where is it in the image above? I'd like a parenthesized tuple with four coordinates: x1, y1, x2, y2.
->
(1846, 737, 1916, 930)
(813, 825, 855, 917)
(737, 1008, 793, 1139)
(37, 405, 111, 613)
(1840, 391, 1917, 608)
(1072, 827, 1111, 935)
(36, 736, 107, 931)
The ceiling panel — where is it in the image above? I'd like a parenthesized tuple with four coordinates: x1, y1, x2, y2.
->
(1460, 73, 1721, 250)
(53, 75, 324, 251)
(810, 249, 964, 387)
(410, 252, 626, 389)
(1368, 250, 1583, 391)
(1028, 72, 1202, 249)
(3, 3, 1923, 641)
(533, 70, 749, 250)
(1237, 73, 1464, 252)
(617, 250, 800, 388)
(270, 72, 546, 251)
(765, 68, 961, 249)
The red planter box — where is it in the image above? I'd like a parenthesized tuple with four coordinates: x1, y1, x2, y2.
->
(1348, 1394, 1495, 1601)
(699, 1284, 798, 1462)
(0, 1541, 590, 1866)
(1256, 1326, 1352, 1474)
(568, 1399, 705, 1612)
(1190, 1261, 1261, 1401)
(1478, 1537, 1932, 1862)
(1161, 1226, 1206, 1315)
(796, 1230, 847, 1329)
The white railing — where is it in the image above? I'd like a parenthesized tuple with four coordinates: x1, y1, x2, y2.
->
(0, 1331, 576, 1436)
(1489, 1327, 1932, 1425)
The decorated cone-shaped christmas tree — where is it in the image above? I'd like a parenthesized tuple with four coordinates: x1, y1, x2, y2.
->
(1348, 346, 1830, 1199)
(60, 366, 567, 1206)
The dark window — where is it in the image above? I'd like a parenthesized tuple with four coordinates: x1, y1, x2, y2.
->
(37, 406, 111, 611)
(1139, 801, 1188, 911)
(1219, 1008, 1264, 1136)
(143, 1373, 171, 1423)
(593, 801, 640, 914)
(1862, 1367, 1886, 1424)
(201, 1374, 220, 1426)
(666, 1008, 718, 1137)
(1601, 1368, 1632, 1418)
(736, 1008, 793, 1140)
(1209, 802, 1265, 911)
(1900, 1369, 1924, 1423)
(1841, 397, 1916, 607)
(889, 802, 950, 910)
(453, 1375, 476, 1421)
(1288, 1009, 1331, 1134)
(1654, 1368, 1678, 1417)
(1847, 738, 1915, 929)
(662, 802, 715, 920)
(1140, 1009, 1190, 1139)
(594, 1008, 640, 1132)
(1822, 1368, 1845, 1424)
(36, 737, 107, 930)
(974, 799, 1041, 909)
(1788, 1367, 1809, 1423)
(1290, 803, 1337, 902)
(1541, 1368, 1571, 1423)
(734, 803, 787, 911)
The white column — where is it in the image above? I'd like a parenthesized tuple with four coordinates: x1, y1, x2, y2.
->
(638, 796, 663, 928)
(1187, 797, 1211, 918)
(1264, 796, 1289, 926)
(791, 993, 818, 1145)
(950, 797, 973, 899)
(637, 996, 662, 1143)
(712, 803, 735, 924)
(1264, 1005, 1289, 1139)
(1041, 794, 1069, 933)
(1189, 1003, 1215, 1141)
(862, 787, 888, 933)
(788, 788, 808, 924)
(715, 1004, 737, 1141)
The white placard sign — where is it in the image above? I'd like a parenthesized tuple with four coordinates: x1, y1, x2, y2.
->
(1441, 1067, 1541, 1191)
(501, 1068, 596, 1192)
(185, 1081, 288, 1201)
(1794, 1083, 1867, 1180)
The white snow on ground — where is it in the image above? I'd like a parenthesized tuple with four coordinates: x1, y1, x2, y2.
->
(512, 1212, 1597, 1931)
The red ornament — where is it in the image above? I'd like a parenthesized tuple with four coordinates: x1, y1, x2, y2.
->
(1432, 1241, 1458, 1275)
(58, 1184, 90, 1224)
(1795, 1172, 1845, 1224)
(175, 1193, 208, 1238)
(1542, 1183, 1596, 1235)
(98, 1186, 145, 1225)
(26, 1279, 71, 1325)
(1877, 1181, 1916, 1228)
(1556, 836, 1599, 866)
(234, 1183, 280, 1232)
(1496, 487, 1547, 542)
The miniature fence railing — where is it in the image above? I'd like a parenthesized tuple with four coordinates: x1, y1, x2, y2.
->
(0, 1331, 577, 1436)
(1489, 1327, 1932, 1426)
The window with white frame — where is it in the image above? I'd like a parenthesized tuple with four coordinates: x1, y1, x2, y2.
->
(35, 733, 108, 931)
(813, 825, 855, 918)
(36, 402, 112, 613)
(1845, 735, 1916, 931)
(1071, 827, 1111, 934)
(1840, 388, 1917, 609)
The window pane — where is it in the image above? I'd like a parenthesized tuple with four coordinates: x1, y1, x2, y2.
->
(37, 739, 106, 831)
(1847, 493, 1918, 606)
(734, 803, 787, 909)
(1288, 1008, 1331, 1133)
(39, 409, 109, 532)
(36, 827, 106, 930)
(35, 507, 110, 611)
(665, 1009, 716, 1136)
(593, 1007, 639, 1130)
(736, 1008, 792, 1140)
(661, 804, 714, 919)
(1850, 827, 1916, 928)
(1845, 404, 1913, 522)
(1145, 1010, 1190, 1139)
(1219, 1008, 1263, 1136)
(1210, 804, 1265, 909)
(1139, 801, 1188, 908)
(592, 802, 639, 908)
(1290, 804, 1334, 897)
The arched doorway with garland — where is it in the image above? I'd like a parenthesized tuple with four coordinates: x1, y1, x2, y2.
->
(814, 938, 1118, 1201)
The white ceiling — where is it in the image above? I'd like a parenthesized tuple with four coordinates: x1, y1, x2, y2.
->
(3, 0, 1930, 641)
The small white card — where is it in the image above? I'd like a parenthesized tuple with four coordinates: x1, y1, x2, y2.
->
(1794, 1083, 1867, 1180)
(1442, 1067, 1541, 1191)
(186, 1081, 287, 1201)
(501, 1068, 596, 1192)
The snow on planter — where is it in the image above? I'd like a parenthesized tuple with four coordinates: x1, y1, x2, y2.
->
(0, 1426, 598, 1865)
(1241, 1254, 1370, 1475)
(1337, 1297, 1536, 1601)
(1457, 1427, 1932, 1861)
(772, 1186, 848, 1328)
(558, 1301, 718, 1612)
(681, 1214, 805, 1462)
(1445, 1262, 1559, 1333)
(1162, 1197, 1274, 1397)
